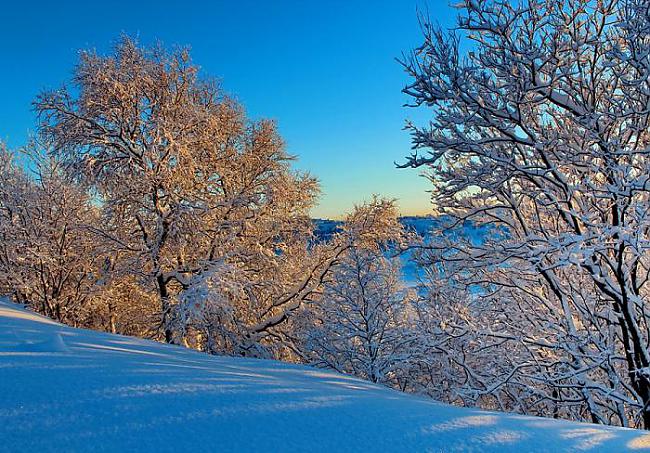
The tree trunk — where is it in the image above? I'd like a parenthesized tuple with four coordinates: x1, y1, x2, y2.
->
(157, 273, 174, 344)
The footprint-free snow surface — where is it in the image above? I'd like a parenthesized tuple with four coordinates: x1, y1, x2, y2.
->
(2, 301, 650, 452)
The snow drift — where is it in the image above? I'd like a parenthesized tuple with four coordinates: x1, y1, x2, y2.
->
(1, 300, 649, 452)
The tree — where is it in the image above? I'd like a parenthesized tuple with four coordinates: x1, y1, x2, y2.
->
(35, 37, 399, 356)
(35, 37, 320, 347)
(169, 196, 405, 358)
(401, 0, 650, 428)
(0, 143, 104, 324)
(297, 244, 413, 384)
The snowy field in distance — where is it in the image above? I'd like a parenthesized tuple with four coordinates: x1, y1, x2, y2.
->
(1, 299, 650, 452)
(314, 216, 490, 285)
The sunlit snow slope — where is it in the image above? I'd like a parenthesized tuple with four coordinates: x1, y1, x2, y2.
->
(2, 300, 650, 452)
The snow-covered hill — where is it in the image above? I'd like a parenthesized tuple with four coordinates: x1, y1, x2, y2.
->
(1, 300, 649, 452)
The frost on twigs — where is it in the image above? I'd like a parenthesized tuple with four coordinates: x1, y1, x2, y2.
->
(0, 38, 413, 360)
(400, 0, 650, 429)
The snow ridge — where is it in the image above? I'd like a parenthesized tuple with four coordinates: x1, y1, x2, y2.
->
(1, 299, 649, 452)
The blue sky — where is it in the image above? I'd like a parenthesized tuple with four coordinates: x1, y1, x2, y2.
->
(1, 1, 457, 218)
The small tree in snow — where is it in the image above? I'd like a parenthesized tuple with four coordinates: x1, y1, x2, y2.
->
(0, 143, 104, 324)
(299, 245, 412, 384)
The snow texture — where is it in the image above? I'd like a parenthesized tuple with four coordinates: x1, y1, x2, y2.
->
(1, 299, 649, 452)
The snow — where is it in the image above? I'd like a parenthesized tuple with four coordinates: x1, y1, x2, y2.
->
(1, 300, 649, 452)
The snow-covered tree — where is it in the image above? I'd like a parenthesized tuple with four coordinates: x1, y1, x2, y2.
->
(401, 0, 650, 428)
(0, 143, 104, 324)
(170, 196, 405, 358)
(34, 37, 320, 348)
(404, 259, 562, 416)
(298, 244, 412, 384)
(34, 38, 400, 356)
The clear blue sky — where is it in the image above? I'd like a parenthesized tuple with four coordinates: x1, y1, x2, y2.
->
(1, 1, 457, 218)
